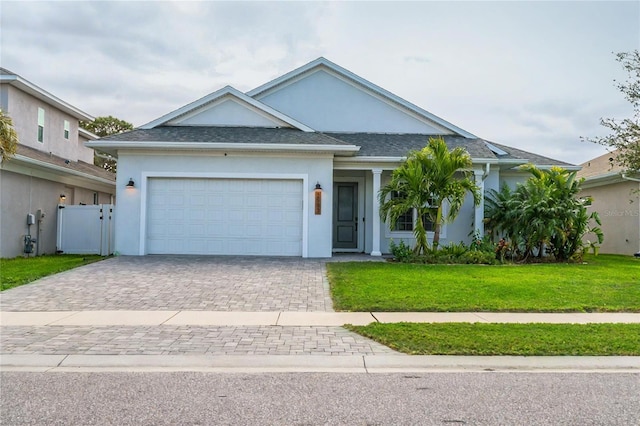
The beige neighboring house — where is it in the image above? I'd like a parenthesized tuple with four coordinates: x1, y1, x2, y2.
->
(0, 68, 116, 258)
(577, 150, 640, 255)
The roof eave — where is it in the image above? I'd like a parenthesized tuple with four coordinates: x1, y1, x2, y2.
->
(85, 140, 359, 155)
(0, 75, 94, 122)
(7, 154, 115, 186)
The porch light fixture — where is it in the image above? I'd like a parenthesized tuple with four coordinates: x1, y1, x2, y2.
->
(59, 194, 66, 203)
(126, 178, 135, 188)
(314, 182, 322, 215)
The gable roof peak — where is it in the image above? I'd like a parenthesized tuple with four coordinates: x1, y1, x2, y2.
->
(247, 57, 476, 138)
(139, 85, 314, 131)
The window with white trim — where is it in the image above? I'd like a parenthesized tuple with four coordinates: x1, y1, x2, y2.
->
(37, 108, 45, 142)
(390, 192, 437, 232)
(64, 120, 70, 139)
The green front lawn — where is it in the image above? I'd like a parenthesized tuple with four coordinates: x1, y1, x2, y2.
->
(328, 254, 640, 312)
(1, 255, 106, 291)
(346, 323, 640, 355)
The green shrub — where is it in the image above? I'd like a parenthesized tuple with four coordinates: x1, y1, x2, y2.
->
(439, 241, 468, 257)
(389, 239, 416, 263)
(459, 250, 497, 265)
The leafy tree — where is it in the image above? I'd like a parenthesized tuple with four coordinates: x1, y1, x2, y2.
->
(588, 50, 640, 173)
(485, 165, 603, 262)
(0, 109, 19, 162)
(80, 115, 133, 137)
(80, 115, 133, 172)
(379, 137, 481, 254)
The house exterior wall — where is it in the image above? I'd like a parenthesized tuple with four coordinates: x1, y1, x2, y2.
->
(1, 84, 93, 163)
(579, 180, 640, 255)
(256, 69, 448, 134)
(114, 152, 335, 257)
(0, 169, 113, 258)
(1, 170, 64, 256)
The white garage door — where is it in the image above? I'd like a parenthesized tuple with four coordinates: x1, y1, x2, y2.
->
(147, 178, 303, 256)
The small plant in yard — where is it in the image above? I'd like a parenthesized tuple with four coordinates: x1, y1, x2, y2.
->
(389, 239, 416, 263)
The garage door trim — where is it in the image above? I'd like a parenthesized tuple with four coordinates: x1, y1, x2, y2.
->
(138, 172, 309, 257)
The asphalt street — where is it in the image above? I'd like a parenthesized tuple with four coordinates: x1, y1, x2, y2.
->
(1, 372, 638, 425)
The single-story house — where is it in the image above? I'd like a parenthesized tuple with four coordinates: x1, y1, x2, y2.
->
(577, 150, 640, 255)
(88, 57, 575, 257)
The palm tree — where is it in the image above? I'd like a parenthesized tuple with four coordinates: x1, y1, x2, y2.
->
(379, 137, 481, 254)
(0, 109, 19, 162)
(485, 164, 604, 261)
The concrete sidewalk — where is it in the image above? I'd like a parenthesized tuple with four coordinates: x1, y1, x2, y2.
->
(2, 310, 640, 326)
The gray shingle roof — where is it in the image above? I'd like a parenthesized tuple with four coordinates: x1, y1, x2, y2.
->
(325, 133, 496, 158)
(97, 126, 575, 167)
(486, 141, 576, 167)
(15, 144, 116, 182)
(99, 126, 352, 146)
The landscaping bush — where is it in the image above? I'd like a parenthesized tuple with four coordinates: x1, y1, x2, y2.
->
(389, 240, 416, 263)
(484, 165, 604, 262)
(389, 239, 496, 265)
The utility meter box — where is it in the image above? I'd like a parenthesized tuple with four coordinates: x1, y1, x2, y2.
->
(27, 214, 35, 225)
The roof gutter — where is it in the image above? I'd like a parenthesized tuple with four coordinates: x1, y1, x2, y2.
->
(621, 173, 640, 183)
(1, 75, 94, 122)
(10, 154, 116, 186)
(86, 141, 360, 155)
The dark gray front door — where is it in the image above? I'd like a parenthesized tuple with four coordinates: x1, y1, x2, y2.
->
(333, 182, 358, 249)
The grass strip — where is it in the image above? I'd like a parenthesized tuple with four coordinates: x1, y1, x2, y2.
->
(1, 255, 106, 291)
(346, 322, 640, 355)
(328, 254, 640, 312)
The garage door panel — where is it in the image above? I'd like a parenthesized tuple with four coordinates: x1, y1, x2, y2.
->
(147, 178, 303, 256)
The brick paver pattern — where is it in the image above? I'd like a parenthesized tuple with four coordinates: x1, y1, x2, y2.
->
(1, 325, 397, 356)
(0, 256, 333, 312)
(1, 255, 399, 356)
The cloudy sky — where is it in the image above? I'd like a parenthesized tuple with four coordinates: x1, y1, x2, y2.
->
(2, 1, 638, 164)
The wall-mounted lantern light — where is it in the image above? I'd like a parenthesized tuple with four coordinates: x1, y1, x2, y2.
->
(126, 178, 135, 188)
(59, 194, 66, 203)
(314, 182, 322, 215)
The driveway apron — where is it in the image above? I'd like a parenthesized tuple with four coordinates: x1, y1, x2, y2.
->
(0, 256, 397, 357)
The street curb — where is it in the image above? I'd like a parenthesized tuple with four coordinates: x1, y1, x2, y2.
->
(2, 354, 639, 373)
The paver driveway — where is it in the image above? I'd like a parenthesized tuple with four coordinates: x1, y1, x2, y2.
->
(0, 256, 332, 312)
(1, 255, 398, 356)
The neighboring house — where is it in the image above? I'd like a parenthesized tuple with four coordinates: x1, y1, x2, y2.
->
(89, 57, 574, 258)
(577, 150, 640, 255)
(0, 68, 116, 258)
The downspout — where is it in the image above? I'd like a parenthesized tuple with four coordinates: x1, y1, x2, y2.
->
(620, 173, 640, 255)
(482, 162, 491, 180)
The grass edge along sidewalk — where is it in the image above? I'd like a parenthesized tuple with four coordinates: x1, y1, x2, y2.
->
(328, 254, 640, 313)
(1, 255, 106, 291)
(345, 322, 640, 356)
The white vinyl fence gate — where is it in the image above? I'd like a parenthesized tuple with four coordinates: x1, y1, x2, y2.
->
(56, 204, 114, 255)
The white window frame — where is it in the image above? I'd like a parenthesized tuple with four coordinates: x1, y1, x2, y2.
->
(385, 199, 447, 240)
(64, 120, 70, 139)
(37, 108, 45, 142)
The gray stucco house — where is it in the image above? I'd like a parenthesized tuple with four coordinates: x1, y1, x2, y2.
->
(0, 68, 116, 258)
(89, 57, 574, 258)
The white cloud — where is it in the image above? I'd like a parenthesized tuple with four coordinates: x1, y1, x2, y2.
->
(1, 0, 637, 164)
